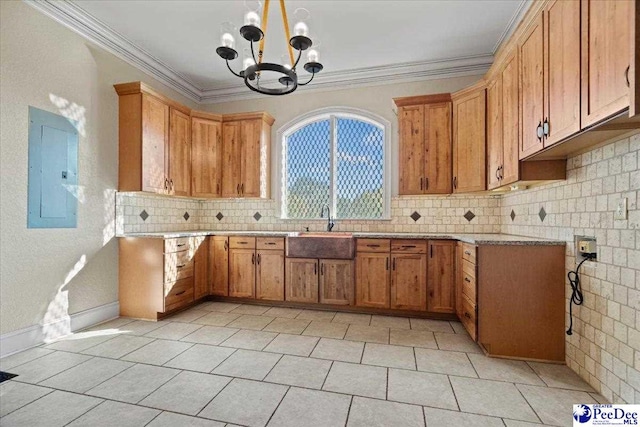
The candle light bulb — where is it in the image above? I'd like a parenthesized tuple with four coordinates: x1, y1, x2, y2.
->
(293, 21, 309, 37)
(244, 10, 261, 28)
(307, 49, 319, 63)
(220, 33, 235, 49)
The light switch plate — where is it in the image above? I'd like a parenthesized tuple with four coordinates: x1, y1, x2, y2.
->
(615, 198, 628, 220)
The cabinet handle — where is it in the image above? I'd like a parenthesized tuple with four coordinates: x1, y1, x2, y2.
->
(238, 241, 248, 244)
(464, 312, 471, 319)
(386, 257, 389, 270)
(420, 177, 423, 190)
(175, 290, 186, 296)
(453, 177, 457, 189)
(401, 245, 416, 249)
(429, 290, 433, 298)
(495, 167, 500, 181)
(536, 122, 543, 141)
(392, 258, 396, 270)
(266, 242, 276, 246)
(176, 264, 186, 269)
(241, 183, 244, 195)
(252, 253, 255, 264)
(464, 277, 471, 283)
(366, 244, 380, 248)
(216, 183, 220, 193)
(164, 178, 168, 190)
(224, 240, 228, 251)
(425, 177, 428, 190)
(430, 245, 433, 258)
(314, 263, 317, 275)
(500, 165, 504, 180)
(625, 65, 630, 88)
(464, 250, 471, 256)
(320, 263, 324, 275)
(236, 184, 240, 195)
(257, 254, 261, 264)
(543, 118, 549, 137)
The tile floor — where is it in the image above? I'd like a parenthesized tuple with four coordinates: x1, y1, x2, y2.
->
(0, 302, 604, 427)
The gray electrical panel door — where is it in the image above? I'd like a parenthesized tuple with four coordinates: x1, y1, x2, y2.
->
(27, 106, 78, 228)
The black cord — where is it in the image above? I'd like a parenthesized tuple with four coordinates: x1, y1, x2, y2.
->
(566, 255, 595, 335)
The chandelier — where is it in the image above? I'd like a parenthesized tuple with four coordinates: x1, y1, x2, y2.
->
(216, 0, 323, 96)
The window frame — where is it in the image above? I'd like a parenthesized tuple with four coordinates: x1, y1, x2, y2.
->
(276, 107, 391, 220)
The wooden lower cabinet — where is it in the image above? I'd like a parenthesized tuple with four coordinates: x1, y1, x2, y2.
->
(256, 249, 285, 301)
(390, 253, 427, 311)
(319, 260, 354, 305)
(193, 236, 209, 300)
(355, 252, 390, 308)
(286, 258, 318, 303)
(209, 236, 229, 296)
(427, 240, 456, 313)
(229, 248, 255, 298)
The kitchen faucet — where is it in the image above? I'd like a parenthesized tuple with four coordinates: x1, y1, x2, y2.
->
(320, 204, 335, 232)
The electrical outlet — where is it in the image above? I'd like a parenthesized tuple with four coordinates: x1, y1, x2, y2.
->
(615, 198, 628, 220)
(575, 235, 597, 261)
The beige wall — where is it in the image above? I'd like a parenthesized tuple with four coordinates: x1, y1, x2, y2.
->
(501, 132, 640, 404)
(0, 1, 197, 336)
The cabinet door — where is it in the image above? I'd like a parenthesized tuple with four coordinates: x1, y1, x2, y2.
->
(256, 250, 285, 301)
(168, 108, 191, 196)
(398, 105, 425, 195)
(319, 260, 354, 305)
(427, 241, 456, 314)
(191, 117, 222, 198)
(355, 252, 390, 308)
(452, 89, 486, 193)
(193, 237, 209, 300)
(486, 77, 503, 190)
(519, 13, 544, 159)
(209, 236, 229, 296)
(240, 119, 263, 198)
(286, 258, 318, 303)
(581, 0, 631, 127)
(545, 0, 581, 146)
(221, 122, 242, 197)
(141, 94, 168, 194)
(425, 102, 452, 194)
(455, 243, 463, 319)
(390, 254, 427, 311)
(501, 52, 520, 186)
(229, 248, 255, 298)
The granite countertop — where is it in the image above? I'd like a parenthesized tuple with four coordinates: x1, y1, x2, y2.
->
(118, 230, 565, 246)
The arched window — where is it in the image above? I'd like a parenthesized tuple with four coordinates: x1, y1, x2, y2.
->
(279, 108, 390, 219)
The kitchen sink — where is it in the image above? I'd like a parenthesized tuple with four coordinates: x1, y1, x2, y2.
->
(286, 232, 355, 259)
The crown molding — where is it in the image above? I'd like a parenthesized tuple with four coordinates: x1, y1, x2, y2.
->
(26, 0, 516, 105)
(199, 54, 493, 104)
(492, 0, 532, 54)
(25, 0, 202, 102)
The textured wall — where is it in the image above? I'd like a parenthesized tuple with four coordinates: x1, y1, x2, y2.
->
(0, 1, 197, 336)
(501, 132, 640, 404)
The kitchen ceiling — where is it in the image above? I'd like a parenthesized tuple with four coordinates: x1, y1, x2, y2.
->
(33, 1, 530, 102)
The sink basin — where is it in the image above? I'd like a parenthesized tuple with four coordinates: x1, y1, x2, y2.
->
(286, 233, 355, 259)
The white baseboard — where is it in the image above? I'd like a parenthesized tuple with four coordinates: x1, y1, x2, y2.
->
(0, 301, 119, 358)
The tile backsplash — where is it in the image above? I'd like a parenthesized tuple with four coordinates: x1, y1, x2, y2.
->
(114, 131, 640, 404)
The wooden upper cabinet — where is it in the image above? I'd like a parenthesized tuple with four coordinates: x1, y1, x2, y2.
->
(581, 0, 632, 127)
(486, 77, 503, 190)
(398, 105, 425, 195)
(168, 108, 191, 196)
(209, 236, 229, 296)
(191, 115, 223, 198)
(501, 53, 520, 186)
(141, 94, 169, 194)
(396, 94, 452, 195)
(452, 86, 486, 193)
(519, 13, 545, 159)
(427, 240, 456, 314)
(221, 114, 274, 198)
(319, 260, 354, 305)
(545, 0, 581, 146)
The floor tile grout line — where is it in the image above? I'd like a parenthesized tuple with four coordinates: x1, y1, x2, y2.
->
(263, 384, 291, 426)
(344, 395, 354, 427)
(513, 382, 545, 424)
(260, 353, 285, 381)
(190, 374, 234, 419)
(0, 383, 56, 418)
(446, 374, 461, 412)
(61, 397, 109, 426)
(319, 360, 334, 391)
(205, 347, 239, 374)
(0, 348, 57, 372)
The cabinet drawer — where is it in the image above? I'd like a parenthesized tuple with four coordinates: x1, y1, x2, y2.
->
(460, 294, 477, 341)
(461, 243, 476, 264)
(164, 277, 194, 312)
(357, 239, 391, 253)
(257, 237, 284, 250)
(229, 236, 256, 249)
(461, 260, 476, 302)
(165, 237, 191, 253)
(164, 251, 194, 282)
(391, 240, 427, 253)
